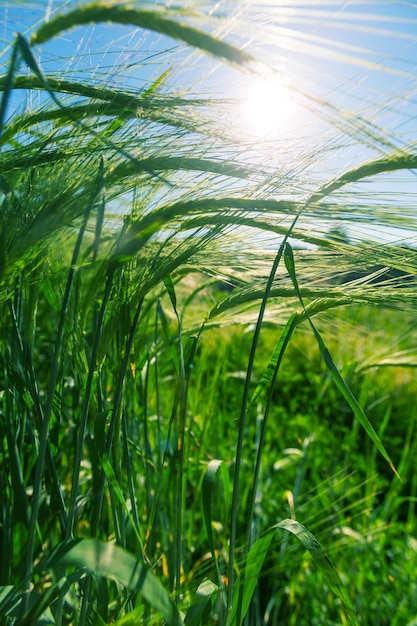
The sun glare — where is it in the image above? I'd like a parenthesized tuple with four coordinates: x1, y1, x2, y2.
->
(237, 76, 298, 139)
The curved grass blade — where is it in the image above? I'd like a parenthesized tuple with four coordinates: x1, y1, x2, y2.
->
(284, 242, 400, 478)
(184, 579, 218, 626)
(49, 538, 184, 626)
(112, 167, 263, 206)
(275, 519, 360, 626)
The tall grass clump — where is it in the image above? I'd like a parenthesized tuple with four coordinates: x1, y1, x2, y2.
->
(1, 1, 417, 624)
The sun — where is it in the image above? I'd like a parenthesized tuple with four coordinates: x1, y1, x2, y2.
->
(237, 75, 298, 139)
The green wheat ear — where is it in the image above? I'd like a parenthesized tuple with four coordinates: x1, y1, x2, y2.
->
(30, 2, 256, 68)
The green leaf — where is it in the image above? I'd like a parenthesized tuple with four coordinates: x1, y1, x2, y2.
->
(0, 39, 19, 140)
(275, 519, 360, 626)
(184, 579, 218, 626)
(284, 242, 399, 479)
(15, 33, 51, 96)
(49, 539, 184, 626)
(93, 156, 105, 262)
(311, 326, 399, 477)
(0, 586, 17, 616)
(249, 312, 299, 406)
(0, 586, 14, 604)
(34, 606, 56, 625)
(143, 67, 172, 96)
(164, 273, 178, 315)
(229, 533, 273, 626)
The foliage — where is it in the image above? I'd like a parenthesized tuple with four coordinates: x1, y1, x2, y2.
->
(1, 1, 417, 625)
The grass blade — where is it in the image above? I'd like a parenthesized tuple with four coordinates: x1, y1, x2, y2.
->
(284, 242, 399, 478)
(0, 39, 19, 140)
(49, 539, 184, 626)
(229, 533, 273, 626)
(249, 312, 299, 407)
(93, 156, 105, 262)
(184, 579, 219, 626)
(275, 519, 360, 626)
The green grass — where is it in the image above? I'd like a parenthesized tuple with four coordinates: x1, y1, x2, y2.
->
(1, 1, 417, 624)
